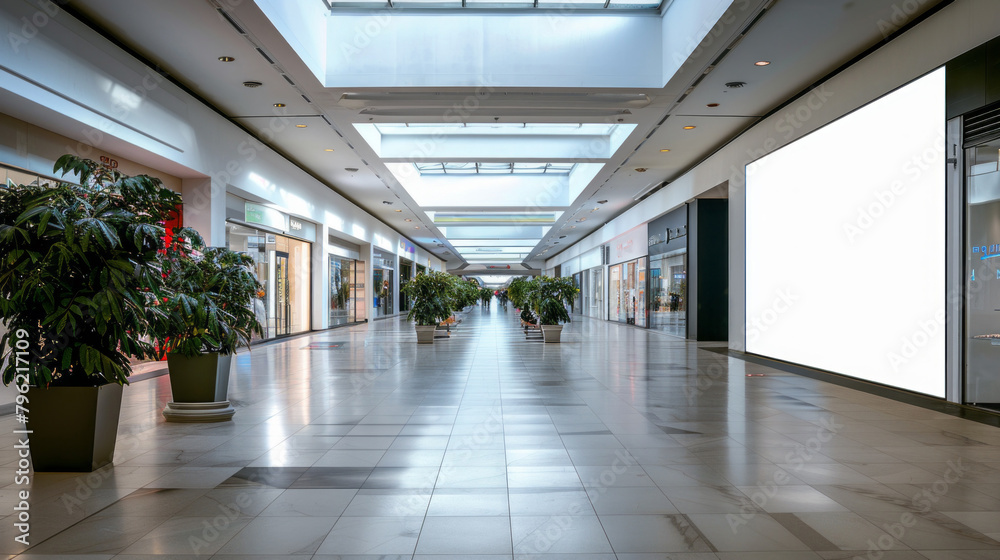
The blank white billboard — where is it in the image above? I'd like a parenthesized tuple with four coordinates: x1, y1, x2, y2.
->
(745, 68, 946, 397)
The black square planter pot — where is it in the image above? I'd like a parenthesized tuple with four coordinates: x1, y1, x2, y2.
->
(26, 384, 124, 472)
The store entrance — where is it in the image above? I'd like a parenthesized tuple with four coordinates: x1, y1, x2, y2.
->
(275, 251, 291, 336)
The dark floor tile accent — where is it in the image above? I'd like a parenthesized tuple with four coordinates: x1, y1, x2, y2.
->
(222, 467, 309, 489)
(557, 430, 614, 436)
(706, 348, 1000, 428)
(657, 426, 702, 435)
(770, 512, 841, 551)
(289, 467, 373, 489)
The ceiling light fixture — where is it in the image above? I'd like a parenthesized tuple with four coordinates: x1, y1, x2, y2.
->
(242, 81, 263, 88)
(559, 235, 567, 239)
(295, 124, 307, 128)
(707, 103, 720, 108)
(404, 219, 412, 222)
(218, 56, 235, 62)
(394, 209, 403, 212)
(754, 61, 771, 66)
(324, 148, 334, 152)
(597, 200, 608, 204)
(725, 81, 747, 89)
(660, 149, 671, 153)
(683, 126, 696, 130)
(273, 103, 286, 108)
(577, 218, 587, 222)
(345, 167, 359, 172)
(414, 226, 420, 229)
(382, 200, 393, 205)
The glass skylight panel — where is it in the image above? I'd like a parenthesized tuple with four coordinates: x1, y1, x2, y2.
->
(413, 162, 575, 175)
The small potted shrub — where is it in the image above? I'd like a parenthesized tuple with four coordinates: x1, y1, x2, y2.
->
(0, 155, 179, 471)
(154, 228, 263, 421)
(401, 271, 455, 343)
(527, 276, 579, 343)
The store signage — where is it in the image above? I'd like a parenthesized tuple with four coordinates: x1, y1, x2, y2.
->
(486, 265, 511, 269)
(973, 243, 1000, 259)
(398, 239, 416, 257)
(607, 224, 647, 265)
(289, 219, 303, 231)
(648, 226, 687, 247)
(244, 202, 287, 231)
(98, 155, 119, 169)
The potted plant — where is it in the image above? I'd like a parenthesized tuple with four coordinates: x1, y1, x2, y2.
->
(507, 276, 537, 328)
(401, 271, 455, 343)
(0, 155, 179, 471)
(526, 276, 579, 343)
(154, 229, 264, 421)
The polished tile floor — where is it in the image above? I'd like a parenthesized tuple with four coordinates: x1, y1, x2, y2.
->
(2, 306, 1000, 559)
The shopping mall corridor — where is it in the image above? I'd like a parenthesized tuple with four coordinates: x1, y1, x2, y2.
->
(1, 305, 999, 559)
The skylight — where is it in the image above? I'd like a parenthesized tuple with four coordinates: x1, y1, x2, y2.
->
(324, 0, 662, 10)
(415, 163, 575, 175)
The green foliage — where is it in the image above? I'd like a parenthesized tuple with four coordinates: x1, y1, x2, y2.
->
(452, 277, 481, 309)
(507, 276, 531, 309)
(479, 287, 493, 303)
(0, 155, 180, 387)
(401, 271, 455, 326)
(153, 229, 264, 357)
(528, 276, 579, 325)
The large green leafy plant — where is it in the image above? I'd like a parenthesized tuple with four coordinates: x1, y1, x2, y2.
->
(507, 276, 536, 323)
(0, 155, 179, 387)
(452, 277, 481, 310)
(401, 271, 455, 326)
(154, 228, 264, 357)
(526, 276, 579, 325)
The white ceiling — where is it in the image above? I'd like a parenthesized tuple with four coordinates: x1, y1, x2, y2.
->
(63, 0, 947, 273)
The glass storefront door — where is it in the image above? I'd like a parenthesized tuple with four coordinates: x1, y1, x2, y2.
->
(330, 256, 357, 327)
(965, 139, 1000, 411)
(609, 264, 622, 322)
(227, 223, 312, 339)
(373, 252, 394, 318)
(586, 266, 604, 320)
(275, 252, 291, 336)
(399, 259, 413, 313)
(650, 252, 687, 337)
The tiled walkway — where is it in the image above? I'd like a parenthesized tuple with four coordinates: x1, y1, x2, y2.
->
(2, 306, 1000, 559)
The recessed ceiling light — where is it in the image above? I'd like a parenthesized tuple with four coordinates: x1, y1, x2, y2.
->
(218, 56, 235, 62)
(683, 126, 696, 130)
(295, 124, 307, 128)
(273, 103, 286, 108)
(382, 200, 393, 205)
(414, 226, 420, 229)
(635, 168, 648, 173)
(660, 149, 671, 153)
(754, 60, 771, 66)
(597, 200, 608, 204)
(592, 207, 600, 212)
(570, 226, 577, 229)
(324, 148, 334, 152)
(404, 219, 412, 222)
(559, 235, 567, 239)
(242, 81, 263, 88)
(577, 218, 587, 222)
(707, 103, 720, 108)
(345, 167, 359, 172)
(394, 209, 403, 212)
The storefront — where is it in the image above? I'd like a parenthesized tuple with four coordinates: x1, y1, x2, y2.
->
(328, 235, 364, 327)
(647, 208, 688, 338)
(226, 195, 314, 339)
(398, 240, 416, 314)
(372, 248, 395, 318)
(606, 225, 648, 327)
